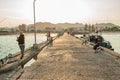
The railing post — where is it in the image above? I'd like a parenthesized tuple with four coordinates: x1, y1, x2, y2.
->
(33, 0, 38, 49)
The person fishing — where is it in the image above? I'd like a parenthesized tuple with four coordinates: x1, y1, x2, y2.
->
(17, 31, 25, 59)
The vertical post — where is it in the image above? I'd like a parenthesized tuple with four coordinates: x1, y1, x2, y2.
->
(33, 0, 38, 49)
(33, 0, 36, 44)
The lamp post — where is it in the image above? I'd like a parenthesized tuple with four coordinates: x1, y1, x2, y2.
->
(33, 0, 38, 49)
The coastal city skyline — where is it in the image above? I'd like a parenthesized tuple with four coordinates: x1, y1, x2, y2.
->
(0, 0, 120, 27)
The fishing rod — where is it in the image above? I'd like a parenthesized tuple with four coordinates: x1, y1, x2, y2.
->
(0, 18, 7, 23)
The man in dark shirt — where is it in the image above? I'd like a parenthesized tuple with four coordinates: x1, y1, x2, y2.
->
(17, 31, 25, 59)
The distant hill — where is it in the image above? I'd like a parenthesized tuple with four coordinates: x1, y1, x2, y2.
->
(27, 22, 84, 29)
(55, 23, 84, 28)
(35, 22, 55, 27)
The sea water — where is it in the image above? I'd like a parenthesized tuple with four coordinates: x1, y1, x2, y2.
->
(102, 33, 120, 53)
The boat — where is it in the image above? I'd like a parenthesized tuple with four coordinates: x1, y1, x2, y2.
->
(89, 35, 114, 51)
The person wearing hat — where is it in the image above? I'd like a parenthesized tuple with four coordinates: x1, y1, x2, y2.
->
(17, 31, 25, 59)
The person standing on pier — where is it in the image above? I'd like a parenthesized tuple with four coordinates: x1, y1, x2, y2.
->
(82, 34, 87, 45)
(46, 32, 53, 47)
(46, 32, 50, 41)
(17, 31, 25, 59)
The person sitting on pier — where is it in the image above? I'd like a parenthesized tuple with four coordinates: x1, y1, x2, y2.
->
(93, 42, 100, 53)
(17, 31, 25, 59)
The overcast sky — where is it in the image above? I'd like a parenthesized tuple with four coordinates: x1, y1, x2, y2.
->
(0, 0, 120, 27)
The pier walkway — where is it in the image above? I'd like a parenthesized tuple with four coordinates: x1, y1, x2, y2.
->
(16, 33, 120, 80)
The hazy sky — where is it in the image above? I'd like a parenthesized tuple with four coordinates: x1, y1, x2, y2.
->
(0, 0, 120, 27)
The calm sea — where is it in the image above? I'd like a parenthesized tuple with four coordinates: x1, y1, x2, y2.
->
(0, 33, 120, 59)
(102, 33, 120, 53)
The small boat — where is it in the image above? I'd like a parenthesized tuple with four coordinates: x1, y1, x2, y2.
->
(89, 35, 114, 51)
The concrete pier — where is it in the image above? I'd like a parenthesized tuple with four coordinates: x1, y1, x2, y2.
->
(16, 33, 120, 80)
